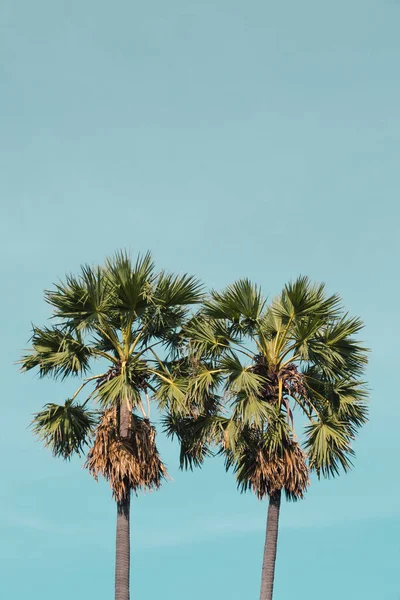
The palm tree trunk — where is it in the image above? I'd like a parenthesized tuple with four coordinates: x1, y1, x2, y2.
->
(259, 490, 282, 600)
(115, 399, 131, 600)
(115, 494, 130, 600)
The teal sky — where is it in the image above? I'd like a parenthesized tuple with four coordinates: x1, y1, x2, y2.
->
(2, 0, 399, 598)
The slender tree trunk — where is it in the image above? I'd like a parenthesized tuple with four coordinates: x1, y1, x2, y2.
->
(115, 495, 130, 600)
(115, 399, 131, 600)
(259, 490, 282, 600)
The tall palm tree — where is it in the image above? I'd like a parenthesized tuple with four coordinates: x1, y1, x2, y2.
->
(180, 276, 368, 600)
(20, 252, 204, 600)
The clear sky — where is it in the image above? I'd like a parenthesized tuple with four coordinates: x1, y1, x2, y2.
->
(1, 0, 399, 598)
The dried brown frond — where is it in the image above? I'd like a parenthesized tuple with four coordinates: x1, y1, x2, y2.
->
(236, 437, 310, 501)
(85, 409, 167, 501)
(280, 442, 310, 500)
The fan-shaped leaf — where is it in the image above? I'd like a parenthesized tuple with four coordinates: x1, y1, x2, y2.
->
(31, 400, 98, 459)
(21, 326, 91, 379)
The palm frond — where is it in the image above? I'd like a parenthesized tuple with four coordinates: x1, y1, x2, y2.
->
(20, 326, 92, 379)
(163, 413, 216, 470)
(317, 315, 368, 378)
(31, 400, 98, 459)
(259, 307, 283, 341)
(273, 276, 341, 322)
(135, 273, 203, 346)
(305, 415, 355, 478)
(303, 368, 369, 425)
(203, 279, 265, 334)
(289, 314, 326, 355)
(154, 272, 204, 307)
(221, 353, 263, 396)
(94, 366, 145, 408)
(186, 317, 235, 358)
(262, 408, 293, 455)
(334, 380, 369, 429)
(152, 372, 188, 412)
(187, 363, 223, 398)
(105, 250, 155, 318)
(139, 305, 187, 346)
(45, 265, 110, 329)
(230, 392, 272, 426)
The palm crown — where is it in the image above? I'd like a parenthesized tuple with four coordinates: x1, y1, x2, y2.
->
(21, 267, 369, 600)
(21, 251, 204, 498)
(180, 276, 368, 500)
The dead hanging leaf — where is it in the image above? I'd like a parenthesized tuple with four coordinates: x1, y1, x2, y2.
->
(85, 409, 168, 501)
(242, 439, 309, 501)
(280, 443, 310, 501)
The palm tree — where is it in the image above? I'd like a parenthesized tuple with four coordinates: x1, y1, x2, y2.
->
(20, 252, 204, 600)
(182, 276, 368, 600)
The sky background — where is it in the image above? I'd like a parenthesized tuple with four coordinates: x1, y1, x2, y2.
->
(1, 0, 399, 598)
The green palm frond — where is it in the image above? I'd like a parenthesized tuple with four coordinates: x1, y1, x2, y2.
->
(152, 372, 188, 411)
(333, 380, 369, 429)
(221, 353, 263, 396)
(159, 329, 186, 360)
(92, 330, 120, 355)
(263, 409, 293, 455)
(318, 315, 368, 377)
(137, 272, 203, 346)
(231, 392, 272, 426)
(273, 276, 341, 322)
(305, 415, 355, 477)
(163, 413, 216, 470)
(154, 272, 204, 307)
(288, 313, 367, 381)
(31, 400, 98, 459)
(159, 356, 191, 379)
(20, 326, 92, 379)
(95, 359, 148, 407)
(204, 279, 265, 333)
(95, 374, 137, 407)
(216, 417, 243, 456)
(303, 368, 369, 424)
(45, 265, 110, 329)
(194, 393, 223, 417)
(139, 305, 187, 346)
(105, 251, 155, 317)
(186, 317, 235, 357)
(133, 251, 156, 281)
(188, 363, 223, 397)
(289, 314, 326, 352)
(259, 307, 283, 341)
